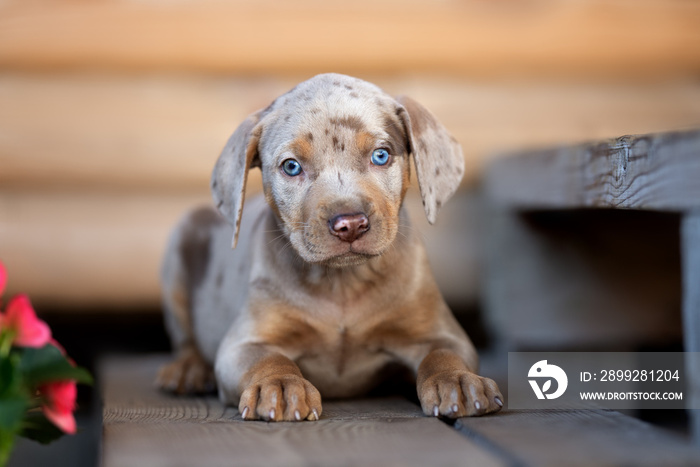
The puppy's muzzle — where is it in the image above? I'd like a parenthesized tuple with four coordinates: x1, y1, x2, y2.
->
(328, 213, 369, 243)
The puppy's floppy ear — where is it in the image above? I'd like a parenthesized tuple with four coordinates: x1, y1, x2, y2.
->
(211, 109, 264, 248)
(395, 96, 465, 224)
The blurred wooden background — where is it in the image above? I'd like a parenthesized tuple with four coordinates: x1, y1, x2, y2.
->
(1, 0, 700, 310)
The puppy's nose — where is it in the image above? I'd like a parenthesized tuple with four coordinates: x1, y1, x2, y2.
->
(329, 213, 370, 243)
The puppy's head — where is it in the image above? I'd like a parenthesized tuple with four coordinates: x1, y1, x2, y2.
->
(212, 74, 464, 267)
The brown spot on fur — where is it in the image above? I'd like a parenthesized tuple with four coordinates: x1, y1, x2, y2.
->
(355, 131, 376, 156)
(350, 92, 359, 98)
(435, 167, 440, 176)
(290, 136, 314, 162)
(254, 303, 323, 352)
(344, 84, 353, 90)
(181, 207, 224, 294)
(306, 132, 314, 142)
(330, 116, 365, 133)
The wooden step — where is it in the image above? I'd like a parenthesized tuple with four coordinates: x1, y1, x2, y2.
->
(100, 355, 700, 467)
(483, 128, 700, 445)
(101, 355, 503, 467)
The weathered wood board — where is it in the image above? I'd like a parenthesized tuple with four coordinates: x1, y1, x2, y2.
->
(456, 409, 700, 466)
(682, 213, 700, 446)
(102, 355, 700, 467)
(484, 127, 700, 446)
(2, 0, 700, 79)
(486, 130, 700, 211)
(3, 74, 700, 308)
(101, 355, 503, 467)
(0, 189, 480, 310)
(3, 75, 700, 190)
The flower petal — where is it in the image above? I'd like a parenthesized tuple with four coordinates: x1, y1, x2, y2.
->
(42, 405, 77, 435)
(40, 381, 78, 434)
(5, 295, 51, 347)
(42, 381, 77, 413)
(0, 260, 6, 297)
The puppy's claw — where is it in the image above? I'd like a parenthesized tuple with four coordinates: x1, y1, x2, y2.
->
(475, 401, 481, 411)
(433, 405, 439, 417)
(294, 410, 301, 421)
(495, 397, 503, 407)
(269, 409, 276, 421)
(312, 408, 319, 421)
(452, 404, 459, 414)
(241, 407, 249, 419)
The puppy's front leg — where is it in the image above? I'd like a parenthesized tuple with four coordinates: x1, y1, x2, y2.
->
(417, 348, 503, 418)
(216, 342, 322, 422)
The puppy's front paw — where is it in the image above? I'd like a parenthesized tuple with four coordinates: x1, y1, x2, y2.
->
(156, 348, 215, 395)
(418, 370, 503, 418)
(239, 374, 322, 422)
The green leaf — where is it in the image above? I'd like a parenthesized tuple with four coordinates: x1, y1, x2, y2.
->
(18, 345, 93, 387)
(0, 397, 27, 431)
(0, 356, 21, 397)
(20, 412, 64, 445)
(0, 429, 18, 467)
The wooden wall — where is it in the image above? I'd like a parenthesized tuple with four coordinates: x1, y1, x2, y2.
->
(1, 0, 699, 309)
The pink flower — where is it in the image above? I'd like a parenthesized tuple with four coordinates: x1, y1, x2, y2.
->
(1, 294, 51, 348)
(0, 260, 6, 297)
(40, 381, 77, 434)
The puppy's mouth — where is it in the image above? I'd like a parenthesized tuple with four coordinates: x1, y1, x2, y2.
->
(300, 236, 385, 268)
(321, 249, 379, 268)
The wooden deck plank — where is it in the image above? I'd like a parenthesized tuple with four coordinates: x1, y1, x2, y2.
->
(1, 0, 699, 79)
(3, 74, 700, 190)
(681, 213, 700, 446)
(101, 355, 504, 467)
(0, 189, 480, 309)
(486, 129, 700, 211)
(455, 409, 700, 467)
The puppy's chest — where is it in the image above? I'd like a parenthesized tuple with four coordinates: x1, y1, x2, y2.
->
(295, 322, 395, 398)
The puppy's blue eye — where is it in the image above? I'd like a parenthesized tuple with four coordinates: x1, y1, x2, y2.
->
(282, 159, 302, 176)
(371, 149, 390, 166)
